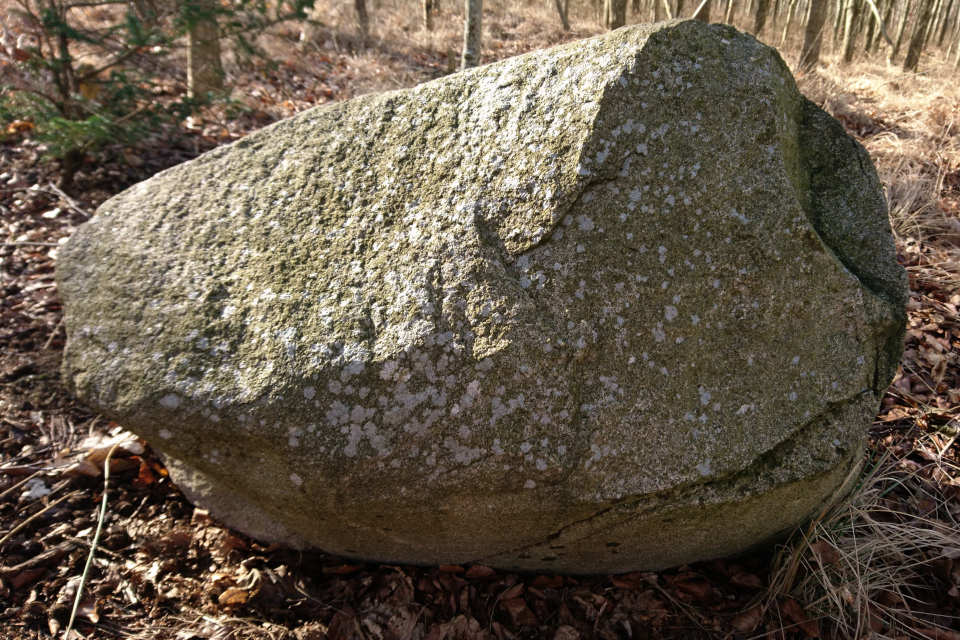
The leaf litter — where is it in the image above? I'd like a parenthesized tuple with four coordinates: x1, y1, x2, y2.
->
(1, 14, 959, 640)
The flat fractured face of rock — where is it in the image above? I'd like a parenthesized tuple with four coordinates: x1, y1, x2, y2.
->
(58, 20, 907, 573)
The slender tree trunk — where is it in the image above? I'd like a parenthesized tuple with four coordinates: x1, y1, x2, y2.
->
(927, 0, 944, 45)
(693, 0, 711, 20)
(947, 15, 960, 57)
(780, 0, 800, 44)
(355, 0, 370, 36)
(676, 0, 686, 17)
(889, 0, 913, 62)
(753, 0, 771, 32)
(833, 0, 846, 45)
(841, 0, 863, 62)
(800, 0, 830, 69)
(655, 0, 665, 20)
(186, 0, 224, 101)
(604, 0, 628, 28)
(946, 3, 960, 56)
(724, 0, 735, 23)
(866, 0, 890, 51)
(555, 0, 572, 29)
(904, 0, 935, 69)
(938, 0, 957, 45)
(863, 0, 876, 47)
(461, 0, 482, 69)
(874, 0, 895, 51)
(423, 0, 434, 30)
(954, 25, 960, 67)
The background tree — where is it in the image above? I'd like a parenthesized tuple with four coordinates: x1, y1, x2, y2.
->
(753, 0, 771, 34)
(461, 0, 482, 68)
(1, 0, 315, 189)
(604, 0, 628, 29)
(555, 0, 572, 30)
(355, 0, 370, 36)
(423, 0, 434, 30)
(184, 0, 225, 101)
(692, 0, 711, 22)
(904, 0, 936, 68)
(841, 0, 864, 62)
(799, 0, 830, 68)
(888, 0, 914, 61)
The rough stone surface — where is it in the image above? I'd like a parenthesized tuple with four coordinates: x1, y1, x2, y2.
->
(58, 19, 907, 573)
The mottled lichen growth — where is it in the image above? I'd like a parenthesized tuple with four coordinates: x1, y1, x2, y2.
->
(57, 19, 907, 573)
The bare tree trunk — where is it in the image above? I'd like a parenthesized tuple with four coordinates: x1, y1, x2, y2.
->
(693, 0, 711, 20)
(904, 0, 935, 69)
(800, 0, 830, 68)
(753, 0, 771, 32)
(841, 0, 863, 62)
(186, 0, 223, 101)
(555, 0, 572, 29)
(889, 0, 913, 62)
(873, 0, 895, 51)
(938, 0, 957, 45)
(866, 0, 890, 50)
(954, 24, 960, 67)
(833, 0, 846, 45)
(604, 0, 629, 28)
(355, 0, 370, 36)
(780, 0, 800, 44)
(676, 0, 686, 17)
(927, 0, 945, 45)
(946, 1, 960, 56)
(863, 0, 876, 46)
(462, 0, 482, 69)
(654, 0, 665, 20)
(423, 0, 434, 30)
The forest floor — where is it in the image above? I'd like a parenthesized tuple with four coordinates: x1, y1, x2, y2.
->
(1, 9, 960, 640)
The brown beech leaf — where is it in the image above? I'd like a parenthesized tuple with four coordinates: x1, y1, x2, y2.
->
(809, 540, 840, 566)
(675, 579, 712, 599)
(500, 583, 525, 600)
(439, 564, 465, 574)
(553, 625, 580, 640)
(464, 565, 496, 579)
(729, 571, 764, 591)
(531, 574, 564, 589)
(323, 564, 364, 575)
(500, 597, 538, 628)
(731, 604, 763, 632)
(218, 586, 251, 606)
(780, 597, 820, 637)
(610, 572, 644, 589)
(131, 459, 156, 489)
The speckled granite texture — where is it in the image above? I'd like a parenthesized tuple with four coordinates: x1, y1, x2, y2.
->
(58, 19, 906, 573)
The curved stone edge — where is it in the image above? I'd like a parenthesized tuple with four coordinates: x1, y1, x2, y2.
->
(473, 393, 873, 573)
(159, 452, 313, 550)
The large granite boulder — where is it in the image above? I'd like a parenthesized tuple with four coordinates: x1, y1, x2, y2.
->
(57, 19, 907, 573)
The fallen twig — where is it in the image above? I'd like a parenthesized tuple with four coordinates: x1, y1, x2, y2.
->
(43, 182, 92, 219)
(0, 490, 81, 546)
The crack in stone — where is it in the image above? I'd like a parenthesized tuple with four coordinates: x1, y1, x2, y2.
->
(470, 392, 871, 564)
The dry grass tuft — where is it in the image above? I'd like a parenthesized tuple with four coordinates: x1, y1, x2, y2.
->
(767, 441, 960, 639)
